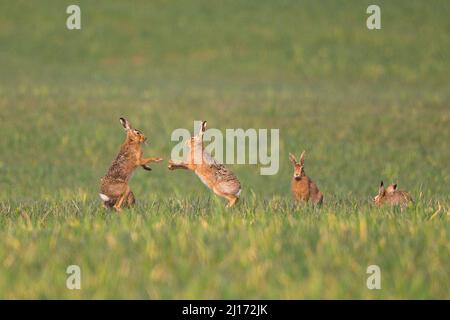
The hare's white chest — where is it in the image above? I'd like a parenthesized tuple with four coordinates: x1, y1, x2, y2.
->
(195, 171, 212, 189)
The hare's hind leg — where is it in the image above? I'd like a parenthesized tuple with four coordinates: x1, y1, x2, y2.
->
(314, 192, 323, 205)
(114, 186, 131, 211)
(124, 191, 135, 208)
(225, 195, 239, 208)
(102, 199, 116, 209)
(99, 194, 115, 209)
(214, 183, 240, 208)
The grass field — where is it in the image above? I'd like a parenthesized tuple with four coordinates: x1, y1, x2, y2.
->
(0, 0, 449, 299)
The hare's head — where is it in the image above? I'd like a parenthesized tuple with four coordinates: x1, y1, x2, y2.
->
(289, 151, 306, 180)
(373, 181, 398, 205)
(187, 120, 207, 150)
(373, 181, 386, 205)
(373, 181, 397, 205)
(120, 117, 147, 144)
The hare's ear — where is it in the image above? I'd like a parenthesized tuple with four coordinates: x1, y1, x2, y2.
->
(119, 117, 131, 130)
(379, 181, 385, 194)
(386, 183, 397, 193)
(299, 150, 306, 166)
(289, 153, 297, 165)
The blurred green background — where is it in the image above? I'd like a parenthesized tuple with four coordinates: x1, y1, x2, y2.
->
(1, 0, 449, 200)
(0, 0, 448, 299)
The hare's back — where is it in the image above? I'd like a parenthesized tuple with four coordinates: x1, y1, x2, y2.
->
(309, 178, 321, 195)
(390, 191, 412, 205)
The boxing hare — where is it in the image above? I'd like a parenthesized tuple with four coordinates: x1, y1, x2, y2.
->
(373, 181, 413, 207)
(99, 117, 163, 210)
(167, 121, 241, 207)
(289, 151, 323, 205)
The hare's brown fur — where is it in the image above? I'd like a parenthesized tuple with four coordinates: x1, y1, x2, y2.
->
(99, 117, 162, 211)
(168, 121, 241, 207)
(373, 181, 412, 208)
(289, 151, 323, 205)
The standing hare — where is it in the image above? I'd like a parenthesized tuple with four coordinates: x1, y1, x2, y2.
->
(167, 121, 241, 207)
(99, 117, 163, 211)
(289, 151, 323, 205)
(373, 181, 413, 207)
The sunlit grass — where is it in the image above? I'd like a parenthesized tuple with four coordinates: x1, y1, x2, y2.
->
(0, 199, 448, 299)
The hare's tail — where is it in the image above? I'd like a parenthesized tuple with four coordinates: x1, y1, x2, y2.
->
(99, 193, 116, 208)
(99, 193, 110, 202)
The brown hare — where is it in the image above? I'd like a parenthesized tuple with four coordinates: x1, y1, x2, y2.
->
(167, 121, 241, 208)
(99, 117, 163, 211)
(289, 151, 323, 205)
(373, 181, 413, 207)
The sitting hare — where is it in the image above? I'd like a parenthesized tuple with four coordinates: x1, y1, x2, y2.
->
(167, 121, 241, 207)
(289, 151, 323, 205)
(373, 181, 413, 207)
(99, 117, 163, 210)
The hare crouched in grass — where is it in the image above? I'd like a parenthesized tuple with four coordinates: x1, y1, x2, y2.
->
(373, 181, 413, 208)
(289, 151, 323, 205)
(99, 117, 163, 211)
(167, 121, 241, 208)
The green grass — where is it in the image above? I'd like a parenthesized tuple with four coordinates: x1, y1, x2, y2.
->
(0, 199, 448, 299)
(0, 0, 449, 299)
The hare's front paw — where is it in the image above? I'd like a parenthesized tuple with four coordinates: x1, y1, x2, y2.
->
(167, 160, 175, 170)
